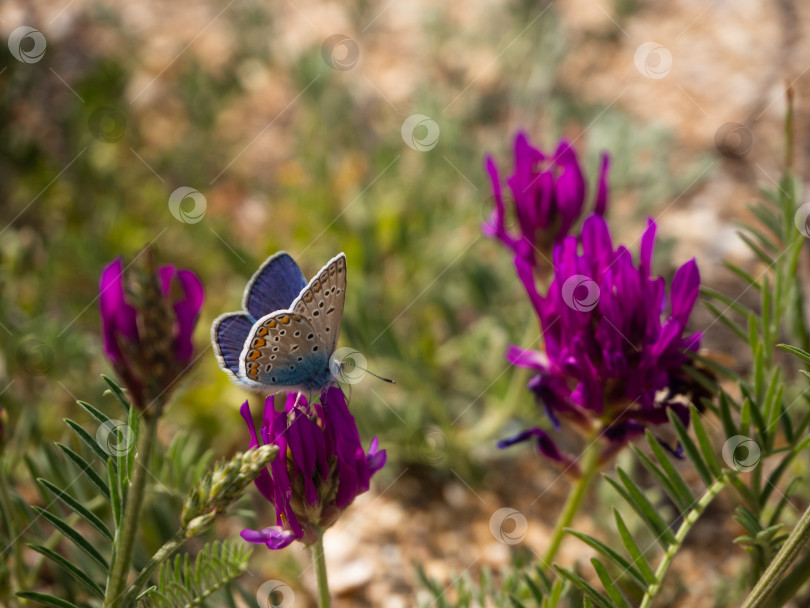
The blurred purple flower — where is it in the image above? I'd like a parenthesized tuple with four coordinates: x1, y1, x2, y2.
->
(99, 256, 203, 409)
(500, 215, 702, 467)
(240, 386, 386, 550)
(484, 131, 610, 267)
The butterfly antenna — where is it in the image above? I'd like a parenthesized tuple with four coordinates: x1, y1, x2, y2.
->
(356, 365, 395, 384)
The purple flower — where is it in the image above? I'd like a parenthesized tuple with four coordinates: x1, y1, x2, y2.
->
(500, 215, 702, 466)
(484, 131, 610, 267)
(240, 386, 386, 550)
(99, 256, 204, 409)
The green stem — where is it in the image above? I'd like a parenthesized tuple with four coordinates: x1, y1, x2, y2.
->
(741, 500, 810, 608)
(0, 464, 22, 608)
(120, 530, 187, 607)
(311, 530, 331, 608)
(103, 414, 158, 608)
(542, 436, 601, 568)
(640, 476, 727, 608)
(763, 543, 810, 607)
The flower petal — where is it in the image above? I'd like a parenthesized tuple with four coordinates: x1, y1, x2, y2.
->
(99, 258, 138, 362)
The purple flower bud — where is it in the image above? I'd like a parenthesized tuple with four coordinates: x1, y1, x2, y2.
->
(240, 386, 386, 550)
(484, 131, 610, 267)
(99, 254, 204, 410)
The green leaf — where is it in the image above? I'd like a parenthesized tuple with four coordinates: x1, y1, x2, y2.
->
(76, 400, 111, 426)
(567, 529, 649, 591)
(524, 573, 544, 603)
(689, 407, 722, 479)
(32, 507, 109, 569)
(747, 202, 783, 239)
(700, 286, 756, 318)
(607, 469, 676, 548)
(644, 430, 695, 511)
(722, 261, 761, 291)
(148, 540, 252, 608)
(591, 558, 633, 608)
(36, 478, 113, 541)
(102, 374, 131, 414)
(776, 343, 810, 366)
(16, 592, 80, 608)
(28, 544, 105, 598)
(704, 302, 749, 343)
(667, 409, 713, 486)
(632, 445, 690, 513)
(56, 443, 111, 503)
(554, 567, 613, 608)
(614, 509, 656, 585)
(108, 458, 122, 530)
(718, 392, 740, 439)
(737, 231, 774, 265)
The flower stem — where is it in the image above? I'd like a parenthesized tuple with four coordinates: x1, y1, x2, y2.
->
(104, 413, 158, 608)
(120, 529, 186, 606)
(542, 436, 601, 568)
(311, 530, 331, 608)
(740, 499, 810, 608)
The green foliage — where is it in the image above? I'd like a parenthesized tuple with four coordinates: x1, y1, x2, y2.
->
(557, 417, 729, 608)
(139, 540, 252, 608)
(6, 376, 269, 608)
(560, 124, 810, 607)
(416, 562, 567, 608)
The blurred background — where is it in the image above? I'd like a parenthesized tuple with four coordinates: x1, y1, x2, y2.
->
(1, 0, 808, 605)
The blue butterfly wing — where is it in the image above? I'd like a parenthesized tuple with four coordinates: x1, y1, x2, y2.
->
(243, 252, 307, 319)
(240, 311, 334, 394)
(212, 313, 254, 378)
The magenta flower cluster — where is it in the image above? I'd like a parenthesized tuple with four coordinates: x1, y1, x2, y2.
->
(486, 132, 701, 468)
(99, 258, 203, 409)
(240, 387, 386, 549)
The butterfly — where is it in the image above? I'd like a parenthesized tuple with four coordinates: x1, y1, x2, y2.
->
(212, 252, 346, 395)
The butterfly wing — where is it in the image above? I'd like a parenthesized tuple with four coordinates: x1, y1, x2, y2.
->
(291, 253, 346, 357)
(243, 252, 308, 320)
(211, 313, 254, 380)
(239, 310, 334, 394)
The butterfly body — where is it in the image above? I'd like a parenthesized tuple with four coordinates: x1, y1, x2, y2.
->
(212, 251, 346, 395)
